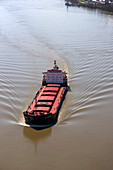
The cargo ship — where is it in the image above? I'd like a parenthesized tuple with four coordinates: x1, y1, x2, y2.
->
(23, 61, 67, 128)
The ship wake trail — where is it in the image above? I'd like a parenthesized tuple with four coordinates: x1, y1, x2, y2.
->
(0, 5, 68, 72)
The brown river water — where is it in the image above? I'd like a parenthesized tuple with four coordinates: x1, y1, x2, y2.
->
(0, 0, 113, 170)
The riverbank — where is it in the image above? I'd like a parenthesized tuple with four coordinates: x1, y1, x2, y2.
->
(65, 0, 113, 13)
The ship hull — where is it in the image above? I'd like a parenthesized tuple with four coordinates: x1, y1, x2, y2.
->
(24, 113, 57, 127)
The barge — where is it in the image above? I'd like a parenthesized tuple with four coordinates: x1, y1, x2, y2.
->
(23, 61, 68, 128)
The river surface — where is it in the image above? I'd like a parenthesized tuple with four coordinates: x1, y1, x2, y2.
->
(0, 0, 113, 170)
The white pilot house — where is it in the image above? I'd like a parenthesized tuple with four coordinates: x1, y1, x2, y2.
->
(42, 61, 67, 85)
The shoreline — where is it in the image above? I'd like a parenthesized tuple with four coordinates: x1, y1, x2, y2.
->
(65, 0, 113, 13)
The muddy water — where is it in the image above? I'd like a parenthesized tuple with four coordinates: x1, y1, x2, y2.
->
(0, 0, 113, 170)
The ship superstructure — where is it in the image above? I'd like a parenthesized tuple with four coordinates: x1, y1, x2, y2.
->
(42, 60, 67, 85)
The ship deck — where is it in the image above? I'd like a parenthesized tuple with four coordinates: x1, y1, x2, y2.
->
(25, 84, 66, 116)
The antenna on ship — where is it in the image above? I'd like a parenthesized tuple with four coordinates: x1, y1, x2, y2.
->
(53, 60, 59, 70)
(54, 60, 56, 66)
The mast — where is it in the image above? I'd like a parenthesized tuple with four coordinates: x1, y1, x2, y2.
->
(53, 60, 59, 70)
